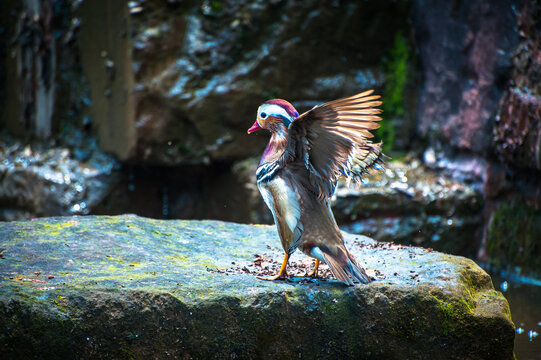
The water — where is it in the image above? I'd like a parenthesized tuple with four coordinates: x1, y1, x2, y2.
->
(491, 274, 541, 359)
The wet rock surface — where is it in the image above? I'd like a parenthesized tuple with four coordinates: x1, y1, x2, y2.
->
(0, 215, 514, 359)
(335, 159, 483, 257)
(0, 134, 119, 221)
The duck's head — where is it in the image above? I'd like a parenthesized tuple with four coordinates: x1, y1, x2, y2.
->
(247, 99, 299, 134)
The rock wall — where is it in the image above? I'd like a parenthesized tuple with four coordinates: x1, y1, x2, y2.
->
(334, 160, 483, 257)
(493, 0, 541, 172)
(0, 0, 57, 138)
(0, 0, 120, 221)
(78, 0, 411, 164)
(412, 0, 541, 278)
(413, 0, 520, 155)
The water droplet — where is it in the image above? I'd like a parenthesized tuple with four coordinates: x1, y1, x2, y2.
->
(500, 281, 508, 292)
(528, 330, 539, 341)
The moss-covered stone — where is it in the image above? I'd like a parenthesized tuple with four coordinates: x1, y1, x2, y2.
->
(0, 215, 514, 359)
(487, 201, 541, 278)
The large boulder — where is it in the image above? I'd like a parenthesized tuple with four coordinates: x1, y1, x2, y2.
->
(0, 215, 514, 359)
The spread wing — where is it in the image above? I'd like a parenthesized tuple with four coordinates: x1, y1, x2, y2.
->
(280, 90, 383, 199)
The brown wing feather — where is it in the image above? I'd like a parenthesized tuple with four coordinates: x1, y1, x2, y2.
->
(281, 90, 383, 198)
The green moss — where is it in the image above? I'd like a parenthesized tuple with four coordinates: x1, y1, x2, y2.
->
(106, 255, 125, 263)
(52, 295, 72, 314)
(378, 31, 410, 153)
(487, 201, 541, 277)
(430, 292, 474, 336)
(165, 254, 188, 262)
(34, 221, 78, 238)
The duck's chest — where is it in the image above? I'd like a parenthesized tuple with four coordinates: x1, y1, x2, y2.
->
(256, 166, 300, 217)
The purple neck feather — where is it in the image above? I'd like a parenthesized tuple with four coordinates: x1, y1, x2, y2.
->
(260, 131, 287, 165)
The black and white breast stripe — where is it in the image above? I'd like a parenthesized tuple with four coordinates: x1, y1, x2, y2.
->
(256, 161, 280, 183)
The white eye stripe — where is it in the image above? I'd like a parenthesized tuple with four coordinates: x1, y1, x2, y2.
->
(258, 104, 293, 121)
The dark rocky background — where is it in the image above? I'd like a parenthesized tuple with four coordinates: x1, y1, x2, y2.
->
(0, 0, 540, 292)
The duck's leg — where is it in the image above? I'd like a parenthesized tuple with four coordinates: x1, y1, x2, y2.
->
(257, 253, 289, 281)
(307, 259, 320, 278)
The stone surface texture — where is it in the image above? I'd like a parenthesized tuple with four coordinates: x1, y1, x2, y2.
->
(334, 159, 483, 257)
(0, 215, 514, 359)
(0, 134, 118, 221)
(413, 0, 519, 155)
(412, 0, 540, 278)
(493, 0, 541, 172)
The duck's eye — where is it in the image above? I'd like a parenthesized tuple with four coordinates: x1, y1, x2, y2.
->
(260, 112, 268, 119)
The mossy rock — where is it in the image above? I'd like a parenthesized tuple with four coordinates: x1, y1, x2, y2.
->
(0, 215, 514, 359)
(487, 201, 541, 278)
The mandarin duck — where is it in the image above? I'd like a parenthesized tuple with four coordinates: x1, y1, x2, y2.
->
(247, 90, 384, 285)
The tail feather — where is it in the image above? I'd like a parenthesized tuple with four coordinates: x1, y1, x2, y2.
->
(321, 248, 371, 285)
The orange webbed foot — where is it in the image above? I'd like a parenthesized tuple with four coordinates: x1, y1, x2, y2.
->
(256, 271, 288, 281)
(306, 259, 320, 278)
(256, 253, 289, 281)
